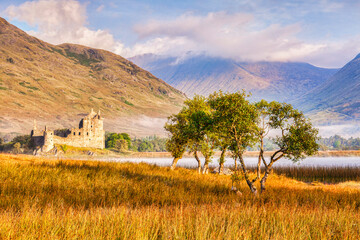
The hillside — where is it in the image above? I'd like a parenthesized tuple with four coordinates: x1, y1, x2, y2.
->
(294, 54, 360, 123)
(0, 18, 186, 136)
(130, 54, 338, 101)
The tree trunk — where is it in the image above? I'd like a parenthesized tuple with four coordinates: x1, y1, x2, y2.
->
(257, 138, 264, 179)
(238, 154, 258, 195)
(234, 156, 238, 170)
(194, 151, 201, 174)
(202, 157, 210, 174)
(219, 149, 226, 174)
(260, 167, 271, 192)
(170, 157, 179, 170)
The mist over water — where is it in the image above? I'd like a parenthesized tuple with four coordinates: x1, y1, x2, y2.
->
(100, 157, 360, 168)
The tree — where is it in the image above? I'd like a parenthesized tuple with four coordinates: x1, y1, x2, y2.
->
(208, 92, 232, 174)
(164, 111, 188, 170)
(256, 100, 319, 192)
(13, 142, 21, 154)
(210, 91, 259, 194)
(114, 139, 129, 152)
(165, 95, 217, 173)
(185, 96, 215, 174)
(105, 133, 131, 149)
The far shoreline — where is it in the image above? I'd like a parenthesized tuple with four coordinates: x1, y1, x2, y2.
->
(125, 150, 360, 158)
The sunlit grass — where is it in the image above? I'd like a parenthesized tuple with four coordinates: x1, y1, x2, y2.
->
(0, 153, 360, 239)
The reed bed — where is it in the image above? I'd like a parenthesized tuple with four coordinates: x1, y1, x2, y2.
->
(0, 154, 360, 239)
(272, 165, 360, 183)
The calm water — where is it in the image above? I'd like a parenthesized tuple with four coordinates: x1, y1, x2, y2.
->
(99, 156, 360, 168)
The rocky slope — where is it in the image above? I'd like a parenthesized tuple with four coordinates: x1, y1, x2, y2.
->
(294, 54, 360, 123)
(0, 17, 185, 136)
(130, 54, 338, 101)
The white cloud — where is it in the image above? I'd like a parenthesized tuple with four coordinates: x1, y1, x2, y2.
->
(5, 0, 122, 52)
(124, 11, 360, 67)
(4, 1, 359, 67)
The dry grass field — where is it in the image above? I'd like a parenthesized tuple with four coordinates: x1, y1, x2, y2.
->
(0, 153, 360, 239)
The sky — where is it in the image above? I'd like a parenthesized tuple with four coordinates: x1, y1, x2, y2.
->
(1, 0, 360, 68)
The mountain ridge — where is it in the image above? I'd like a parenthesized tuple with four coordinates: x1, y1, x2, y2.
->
(130, 54, 338, 102)
(0, 17, 186, 136)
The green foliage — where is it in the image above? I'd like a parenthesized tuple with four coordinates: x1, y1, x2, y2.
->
(120, 97, 134, 106)
(11, 134, 33, 149)
(319, 135, 360, 150)
(114, 139, 129, 152)
(13, 142, 21, 154)
(60, 144, 68, 153)
(19, 81, 39, 91)
(210, 91, 259, 154)
(0, 86, 7, 90)
(105, 132, 131, 149)
(64, 49, 99, 67)
(164, 111, 189, 159)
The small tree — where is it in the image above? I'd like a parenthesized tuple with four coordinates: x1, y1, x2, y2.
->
(115, 139, 129, 152)
(165, 112, 188, 170)
(255, 100, 319, 192)
(13, 142, 21, 154)
(211, 91, 259, 194)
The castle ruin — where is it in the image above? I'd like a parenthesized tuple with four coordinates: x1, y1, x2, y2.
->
(31, 109, 105, 152)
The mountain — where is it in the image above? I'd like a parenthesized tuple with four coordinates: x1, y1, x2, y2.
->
(130, 54, 338, 102)
(294, 54, 360, 123)
(0, 17, 185, 137)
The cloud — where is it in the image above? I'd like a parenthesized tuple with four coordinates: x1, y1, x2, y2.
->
(96, 4, 105, 12)
(125, 12, 326, 63)
(5, 0, 121, 52)
(124, 11, 360, 67)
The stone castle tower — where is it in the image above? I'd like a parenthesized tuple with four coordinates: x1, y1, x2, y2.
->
(31, 109, 105, 152)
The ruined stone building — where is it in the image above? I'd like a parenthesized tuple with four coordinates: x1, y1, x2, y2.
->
(31, 109, 105, 152)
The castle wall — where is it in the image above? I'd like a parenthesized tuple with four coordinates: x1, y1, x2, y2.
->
(31, 109, 105, 152)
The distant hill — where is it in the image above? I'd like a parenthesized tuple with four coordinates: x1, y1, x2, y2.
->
(294, 54, 360, 123)
(130, 54, 338, 101)
(0, 17, 185, 136)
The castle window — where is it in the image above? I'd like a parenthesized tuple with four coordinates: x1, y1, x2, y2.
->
(91, 125, 93, 128)
(73, 132, 75, 135)
(87, 132, 89, 136)
(51, 133, 52, 135)
(79, 132, 81, 135)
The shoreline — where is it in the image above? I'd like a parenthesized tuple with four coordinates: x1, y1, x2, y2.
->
(124, 150, 360, 158)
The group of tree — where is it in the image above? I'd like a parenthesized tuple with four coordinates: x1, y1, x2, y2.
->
(0, 134, 33, 153)
(105, 133, 167, 152)
(318, 135, 360, 150)
(130, 136, 167, 152)
(165, 91, 319, 195)
(105, 132, 131, 152)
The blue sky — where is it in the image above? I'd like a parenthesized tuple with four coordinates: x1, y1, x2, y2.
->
(1, 0, 360, 68)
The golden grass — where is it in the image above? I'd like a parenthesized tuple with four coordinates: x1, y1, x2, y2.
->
(0, 153, 360, 239)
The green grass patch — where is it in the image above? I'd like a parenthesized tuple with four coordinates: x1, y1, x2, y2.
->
(50, 47, 65, 56)
(0, 86, 7, 90)
(19, 81, 39, 91)
(19, 91, 26, 95)
(65, 49, 100, 67)
(121, 97, 134, 106)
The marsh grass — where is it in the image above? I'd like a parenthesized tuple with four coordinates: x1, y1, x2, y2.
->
(0, 154, 360, 239)
(272, 165, 360, 183)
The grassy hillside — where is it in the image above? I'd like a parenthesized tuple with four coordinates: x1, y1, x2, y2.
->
(0, 154, 360, 239)
(0, 17, 185, 136)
